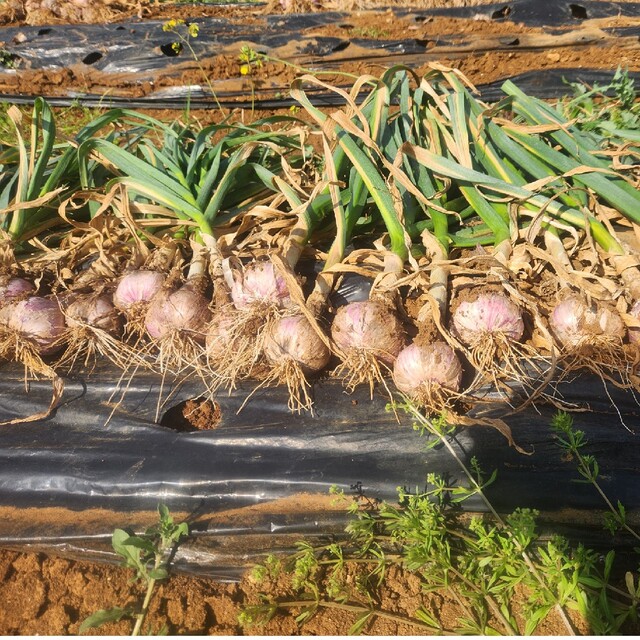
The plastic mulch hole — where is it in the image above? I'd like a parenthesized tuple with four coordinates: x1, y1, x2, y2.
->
(38, 28, 52, 35)
(332, 40, 351, 52)
(82, 51, 103, 65)
(569, 4, 588, 20)
(160, 42, 182, 57)
(491, 5, 512, 20)
(160, 397, 223, 432)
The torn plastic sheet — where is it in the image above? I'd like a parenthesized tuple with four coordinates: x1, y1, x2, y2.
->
(2, 1, 640, 83)
(0, 14, 412, 74)
(0, 20, 533, 73)
(2, 21, 637, 76)
(417, 0, 640, 23)
(0, 358, 640, 579)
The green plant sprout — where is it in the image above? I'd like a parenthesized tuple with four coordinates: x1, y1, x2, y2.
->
(0, 48, 16, 69)
(162, 18, 225, 115)
(551, 410, 640, 542)
(79, 504, 189, 636)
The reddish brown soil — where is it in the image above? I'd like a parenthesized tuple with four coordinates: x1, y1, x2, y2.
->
(0, 545, 596, 635)
(2, 1, 640, 635)
(160, 397, 223, 431)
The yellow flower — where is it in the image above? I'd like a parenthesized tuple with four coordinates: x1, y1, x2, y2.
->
(240, 63, 251, 76)
(188, 23, 199, 38)
(162, 18, 184, 32)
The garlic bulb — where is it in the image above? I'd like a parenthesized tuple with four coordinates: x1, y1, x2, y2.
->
(1, 296, 66, 355)
(264, 315, 331, 375)
(144, 285, 211, 341)
(393, 341, 463, 398)
(331, 300, 405, 366)
(113, 270, 165, 313)
(453, 293, 524, 346)
(550, 296, 625, 348)
(229, 262, 290, 310)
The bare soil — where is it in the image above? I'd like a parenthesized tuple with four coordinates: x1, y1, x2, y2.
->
(160, 397, 223, 431)
(2, 0, 640, 635)
(0, 544, 597, 635)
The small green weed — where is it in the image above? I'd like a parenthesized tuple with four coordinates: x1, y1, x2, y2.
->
(550, 411, 640, 541)
(348, 26, 390, 38)
(238, 45, 265, 116)
(560, 66, 640, 139)
(239, 407, 640, 635)
(0, 49, 17, 69)
(79, 504, 189, 636)
(238, 45, 264, 77)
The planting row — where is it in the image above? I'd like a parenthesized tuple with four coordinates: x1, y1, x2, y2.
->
(2, 63, 640, 422)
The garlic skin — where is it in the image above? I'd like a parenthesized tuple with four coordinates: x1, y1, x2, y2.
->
(229, 262, 290, 310)
(331, 300, 405, 366)
(628, 300, 640, 345)
(264, 315, 331, 375)
(1, 296, 67, 355)
(0, 277, 35, 307)
(453, 293, 524, 346)
(205, 311, 236, 363)
(550, 297, 592, 348)
(393, 341, 463, 397)
(550, 296, 626, 348)
(144, 285, 212, 341)
(113, 270, 165, 312)
(65, 293, 123, 336)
